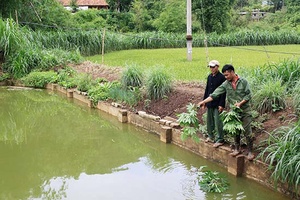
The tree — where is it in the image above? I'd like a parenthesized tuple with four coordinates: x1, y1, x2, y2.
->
(106, 0, 133, 12)
(152, 0, 186, 33)
(193, 0, 232, 33)
(70, 0, 79, 13)
(130, 0, 153, 32)
(0, 0, 73, 29)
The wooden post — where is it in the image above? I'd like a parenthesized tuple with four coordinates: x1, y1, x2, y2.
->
(102, 28, 106, 64)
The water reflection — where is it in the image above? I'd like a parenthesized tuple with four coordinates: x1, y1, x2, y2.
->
(0, 87, 290, 200)
(33, 157, 204, 200)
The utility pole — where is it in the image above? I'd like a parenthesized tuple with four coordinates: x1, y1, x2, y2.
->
(186, 0, 192, 61)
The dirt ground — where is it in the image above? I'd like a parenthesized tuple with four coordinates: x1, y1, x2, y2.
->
(72, 61, 297, 150)
(72, 61, 206, 118)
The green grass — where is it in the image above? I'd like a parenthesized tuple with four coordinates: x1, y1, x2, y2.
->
(86, 45, 300, 81)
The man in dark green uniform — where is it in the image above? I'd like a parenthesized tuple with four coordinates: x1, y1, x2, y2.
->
(198, 64, 255, 161)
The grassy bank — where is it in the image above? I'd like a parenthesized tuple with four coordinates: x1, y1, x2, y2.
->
(86, 45, 300, 81)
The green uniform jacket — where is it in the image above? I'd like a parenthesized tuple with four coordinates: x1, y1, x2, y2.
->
(210, 76, 252, 110)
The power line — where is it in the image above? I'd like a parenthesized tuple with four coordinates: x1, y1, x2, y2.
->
(210, 42, 300, 56)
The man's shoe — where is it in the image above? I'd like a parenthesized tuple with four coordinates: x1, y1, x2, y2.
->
(213, 142, 224, 148)
(205, 138, 213, 143)
(229, 150, 241, 157)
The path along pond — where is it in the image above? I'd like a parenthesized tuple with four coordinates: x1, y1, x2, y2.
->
(0, 87, 290, 200)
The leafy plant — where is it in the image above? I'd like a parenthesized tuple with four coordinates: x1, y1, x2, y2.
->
(220, 106, 244, 136)
(88, 82, 116, 105)
(21, 71, 58, 88)
(258, 122, 300, 197)
(177, 103, 200, 143)
(145, 68, 172, 100)
(198, 166, 229, 193)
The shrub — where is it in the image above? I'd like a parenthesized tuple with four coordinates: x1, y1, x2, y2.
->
(21, 71, 57, 88)
(121, 65, 143, 88)
(57, 67, 78, 89)
(145, 68, 172, 100)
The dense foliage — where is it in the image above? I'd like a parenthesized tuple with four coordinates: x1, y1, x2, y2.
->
(0, 0, 299, 33)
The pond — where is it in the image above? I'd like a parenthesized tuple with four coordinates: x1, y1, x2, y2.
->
(0, 87, 290, 200)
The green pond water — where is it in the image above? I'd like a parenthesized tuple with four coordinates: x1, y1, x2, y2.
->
(0, 87, 290, 200)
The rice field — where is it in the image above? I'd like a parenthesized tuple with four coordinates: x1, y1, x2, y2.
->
(86, 45, 300, 81)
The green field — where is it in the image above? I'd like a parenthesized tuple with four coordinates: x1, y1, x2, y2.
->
(86, 45, 300, 81)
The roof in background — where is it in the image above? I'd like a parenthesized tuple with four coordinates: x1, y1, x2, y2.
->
(58, 0, 108, 6)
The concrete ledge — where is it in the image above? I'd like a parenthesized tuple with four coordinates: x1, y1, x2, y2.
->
(67, 89, 73, 98)
(56, 85, 67, 95)
(128, 112, 163, 135)
(97, 101, 128, 123)
(138, 111, 161, 121)
(118, 109, 128, 123)
(228, 155, 244, 176)
(46, 83, 57, 91)
(160, 126, 172, 143)
(73, 91, 93, 107)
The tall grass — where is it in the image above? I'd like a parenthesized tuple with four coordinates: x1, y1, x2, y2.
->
(267, 59, 300, 93)
(145, 68, 172, 100)
(0, 19, 82, 78)
(30, 29, 300, 56)
(108, 84, 142, 106)
(0, 18, 31, 56)
(258, 123, 300, 197)
(292, 80, 300, 116)
(121, 65, 143, 88)
(252, 78, 286, 113)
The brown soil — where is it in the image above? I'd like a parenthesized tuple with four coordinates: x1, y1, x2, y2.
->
(71, 61, 297, 150)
